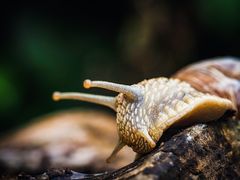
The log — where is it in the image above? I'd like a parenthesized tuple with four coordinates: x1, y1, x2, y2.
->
(16, 117, 240, 179)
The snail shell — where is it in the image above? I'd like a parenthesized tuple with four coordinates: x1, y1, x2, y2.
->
(52, 57, 238, 162)
(174, 57, 240, 116)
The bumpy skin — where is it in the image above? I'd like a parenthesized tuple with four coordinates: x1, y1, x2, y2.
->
(115, 77, 233, 154)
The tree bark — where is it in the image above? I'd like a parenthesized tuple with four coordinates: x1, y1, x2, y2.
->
(17, 117, 240, 179)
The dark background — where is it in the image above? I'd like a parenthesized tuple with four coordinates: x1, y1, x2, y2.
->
(0, 0, 239, 135)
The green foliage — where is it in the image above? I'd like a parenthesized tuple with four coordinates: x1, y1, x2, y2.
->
(0, 69, 20, 112)
(197, 0, 240, 34)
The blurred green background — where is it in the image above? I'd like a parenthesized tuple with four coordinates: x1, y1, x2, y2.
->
(0, 0, 239, 135)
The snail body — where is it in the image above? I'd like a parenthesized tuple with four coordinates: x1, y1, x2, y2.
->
(53, 57, 239, 162)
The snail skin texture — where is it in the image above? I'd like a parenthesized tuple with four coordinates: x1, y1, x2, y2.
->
(52, 63, 235, 162)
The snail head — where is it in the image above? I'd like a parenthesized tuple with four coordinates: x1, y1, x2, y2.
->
(53, 79, 157, 162)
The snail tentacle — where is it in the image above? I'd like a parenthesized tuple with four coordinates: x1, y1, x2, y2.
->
(52, 91, 116, 111)
(106, 140, 125, 163)
(84, 79, 142, 101)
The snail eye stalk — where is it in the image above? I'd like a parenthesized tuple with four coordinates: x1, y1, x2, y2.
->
(83, 79, 142, 101)
(53, 79, 143, 111)
(52, 91, 116, 111)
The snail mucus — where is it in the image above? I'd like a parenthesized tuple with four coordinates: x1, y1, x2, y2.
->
(52, 59, 237, 163)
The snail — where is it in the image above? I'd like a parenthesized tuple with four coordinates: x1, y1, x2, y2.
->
(52, 57, 239, 162)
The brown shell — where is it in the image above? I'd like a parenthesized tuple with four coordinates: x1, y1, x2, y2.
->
(173, 57, 240, 117)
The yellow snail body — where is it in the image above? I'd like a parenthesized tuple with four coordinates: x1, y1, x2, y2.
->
(53, 57, 239, 162)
